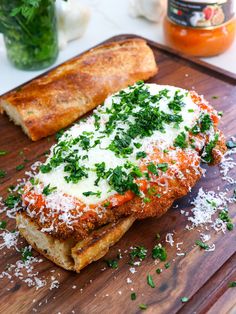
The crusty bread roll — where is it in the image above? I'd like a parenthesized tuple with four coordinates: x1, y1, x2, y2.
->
(0, 39, 158, 141)
(16, 212, 135, 272)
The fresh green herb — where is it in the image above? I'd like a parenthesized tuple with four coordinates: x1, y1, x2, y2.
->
(64, 160, 88, 184)
(200, 114, 212, 133)
(181, 297, 189, 303)
(134, 142, 142, 149)
(212, 96, 218, 99)
(143, 197, 151, 203)
(103, 201, 111, 207)
(131, 292, 137, 300)
(82, 191, 101, 198)
(42, 184, 57, 196)
(94, 114, 101, 130)
(1, 0, 58, 70)
(147, 274, 155, 288)
(202, 133, 219, 163)
(16, 164, 25, 171)
(108, 166, 140, 195)
(139, 304, 148, 310)
(227, 223, 234, 231)
(168, 90, 185, 113)
(188, 109, 194, 113)
(130, 246, 147, 261)
(29, 177, 39, 186)
(21, 246, 32, 262)
(157, 163, 168, 172)
(174, 132, 188, 149)
(218, 111, 223, 117)
(4, 194, 21, 208)
(195, 240, 209, 250)
(147, 162, 158, 175)
(218, 209, 234, 231)
(40, 164, 52, 173)
(105, 259, 118, 269)
(0, 170, 6, 178)
(152, 245, 167, 261)
(226, 140, 236, 149)
(136, 151, 147, 159)
(0, 221, 7, 229)
(165, 262, 170, 269)
(229, 281, 236, 287)
(55, 129, 65, 141)
(156, 268, 162, 274)
(0, 150, 8, 156)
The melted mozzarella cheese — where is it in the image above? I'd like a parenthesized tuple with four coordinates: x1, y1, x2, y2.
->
(37, 84, 200, 204)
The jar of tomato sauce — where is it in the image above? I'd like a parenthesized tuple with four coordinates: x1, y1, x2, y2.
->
(164, 0, 236, 57)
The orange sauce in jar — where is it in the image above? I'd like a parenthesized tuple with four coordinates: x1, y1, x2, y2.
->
(164, 0, 236, 57)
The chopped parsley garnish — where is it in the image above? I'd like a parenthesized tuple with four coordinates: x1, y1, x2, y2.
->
(139, 304, 148, 310)
(202, 133, 219, 163)
(152, 245, 167, 261)
(229, 281, 236, 288)
(21, 246, 32, 262)
(55, 129, 65, 141)
(0, 150, 8, 156)
(40, 164, 52, 173)
(143, 197, 151, 203)
(131, 292, 137, 300)
(226, 140, 236, 149)
(212, 96, 218, 99)
(4, 194, 21, 208)
(168, 90, 185, 113)
(156, 268, 162, 274)
(0, 169, 6, 178)
(83, 191, 101, 198)
(0, 220, 7, 229)
(16, 164, 25, 171)
(105, 259, 118, 269)
(174, 132, 188, 149)
(218, 209, 234, 231)
(147, 162, 158, 175)
(195, 240, 209, 250)
(157, 163, 168, 172)
(147, 274, 155, 288)
(42, 184, 57, 196)
(181, 297, 189, 303)
(130, 246, 147, 261)
(191, 114, 212, 135)
(136, 151, 147, 159)
(64, 161, 88, 184)
(108, 166, 140, 195)
(29, 177, 39, 186)
(164, 262, 170, 269)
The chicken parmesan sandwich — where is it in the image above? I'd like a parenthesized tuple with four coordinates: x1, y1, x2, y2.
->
(16, 82, 226, 272)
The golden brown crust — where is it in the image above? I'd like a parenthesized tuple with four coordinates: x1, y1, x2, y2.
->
(0, 39, 158, 141)
(16, 211, 135, 272)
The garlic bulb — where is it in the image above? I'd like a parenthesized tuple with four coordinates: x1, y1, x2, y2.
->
(129, 0, 167, 23)
(56, 0, 90, 50)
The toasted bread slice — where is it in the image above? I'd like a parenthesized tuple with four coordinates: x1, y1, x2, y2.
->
(16, 212, 135, 272)
(0, 39, 157, 141)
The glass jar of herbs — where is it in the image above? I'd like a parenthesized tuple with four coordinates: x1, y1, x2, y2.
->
(0, 0, 59, 70)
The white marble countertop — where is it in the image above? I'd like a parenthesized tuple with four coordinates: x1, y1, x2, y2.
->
(0, 0, 235, 95)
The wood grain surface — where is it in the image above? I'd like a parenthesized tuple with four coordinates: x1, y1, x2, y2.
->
(0, 35, 235, 314)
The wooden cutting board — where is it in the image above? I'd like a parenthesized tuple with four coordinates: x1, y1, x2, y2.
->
(0, 34, 235, 314)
